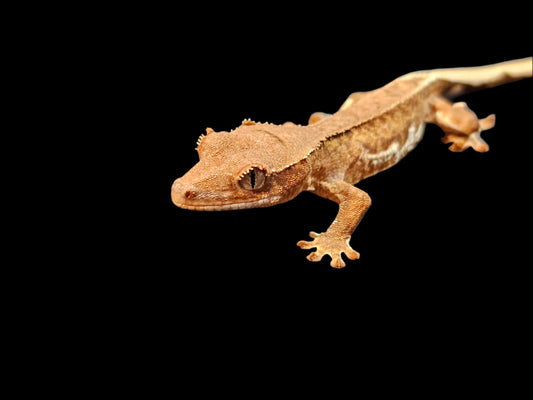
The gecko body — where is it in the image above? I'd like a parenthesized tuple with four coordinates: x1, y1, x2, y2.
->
(172, 58, 532, 268)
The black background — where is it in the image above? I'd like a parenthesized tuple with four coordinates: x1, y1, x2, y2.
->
(111, 9, 531, 308)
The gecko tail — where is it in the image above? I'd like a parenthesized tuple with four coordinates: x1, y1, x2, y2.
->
(404, 57, 532, 97)
(431, 57, 532, 95)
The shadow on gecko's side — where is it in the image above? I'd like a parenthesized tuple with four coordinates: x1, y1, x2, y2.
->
(172, 57, 532, 268)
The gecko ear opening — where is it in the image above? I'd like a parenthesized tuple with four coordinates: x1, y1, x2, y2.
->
(238, 166, 267, 191)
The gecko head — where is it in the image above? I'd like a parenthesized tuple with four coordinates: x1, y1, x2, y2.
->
(171, 125, 310, 211)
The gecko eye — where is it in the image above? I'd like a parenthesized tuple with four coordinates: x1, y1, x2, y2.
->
(238, 166, 267, 191)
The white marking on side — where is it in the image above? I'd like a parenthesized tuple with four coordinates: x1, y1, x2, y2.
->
(365, 123, 426, 166)
(403, 122, 426, 154)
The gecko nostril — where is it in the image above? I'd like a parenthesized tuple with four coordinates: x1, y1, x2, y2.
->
(171, 179, 197, 206)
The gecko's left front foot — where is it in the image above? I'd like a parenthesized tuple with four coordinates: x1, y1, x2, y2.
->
(297, 231, 360, 269)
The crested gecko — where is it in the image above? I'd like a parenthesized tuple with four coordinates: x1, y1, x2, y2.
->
(172, 57, 532, 268)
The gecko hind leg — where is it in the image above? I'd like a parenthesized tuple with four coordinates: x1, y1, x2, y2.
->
(431, 97, 495, 153)
(283, 112, 332, 126)
(309, 112, 332, 124)
(308, 92, 369, 125)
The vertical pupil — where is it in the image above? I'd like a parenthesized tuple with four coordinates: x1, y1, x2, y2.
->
(250, 169, 256, 188)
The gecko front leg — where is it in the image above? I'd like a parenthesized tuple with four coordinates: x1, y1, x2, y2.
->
(297, 181, 371, 268)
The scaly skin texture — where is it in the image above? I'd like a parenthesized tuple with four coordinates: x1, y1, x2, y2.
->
(172, 58, 532, 268)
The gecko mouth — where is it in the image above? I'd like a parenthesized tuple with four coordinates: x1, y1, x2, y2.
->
(173, 196, 281, 211)
(171, 178, 282, 211)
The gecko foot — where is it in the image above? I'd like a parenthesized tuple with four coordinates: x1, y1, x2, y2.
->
(297, 231, 360, 269)
(432, 98, 495, 153)
(441, 113, 495, 153)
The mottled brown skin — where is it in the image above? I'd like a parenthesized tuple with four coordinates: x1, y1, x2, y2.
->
(172, 58, 532, 268)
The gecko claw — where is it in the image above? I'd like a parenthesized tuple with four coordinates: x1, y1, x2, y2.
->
(297, 231, 360, 268)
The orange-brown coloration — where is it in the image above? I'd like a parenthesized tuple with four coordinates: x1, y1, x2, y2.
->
(172, 58, 532, 268)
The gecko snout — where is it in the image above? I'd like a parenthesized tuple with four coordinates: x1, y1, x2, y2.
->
(171, 178, 193, 207)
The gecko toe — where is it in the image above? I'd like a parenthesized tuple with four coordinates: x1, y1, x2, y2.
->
(297, 232, 321, 249)
(307, 251, 324, 262)
(345, 247, 360, 260)
(330, 256, 346, 269)
(297, 240, 314, 250)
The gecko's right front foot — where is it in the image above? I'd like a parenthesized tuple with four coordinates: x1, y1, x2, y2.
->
(297, 231, 360, 269)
